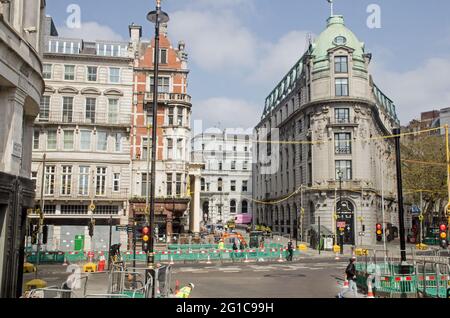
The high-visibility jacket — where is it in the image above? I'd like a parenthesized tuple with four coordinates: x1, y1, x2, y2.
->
(176, 286, 192, 298)
(218, 242, 225, 250)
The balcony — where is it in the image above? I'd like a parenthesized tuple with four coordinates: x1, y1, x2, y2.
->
(144, 92, 192, 105)
(36, 111, 131, 126)
(327, 117, 358, 127)
(335, 145, 352, 155)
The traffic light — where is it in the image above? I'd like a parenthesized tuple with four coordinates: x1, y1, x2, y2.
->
(42, 225, 48, 245)
(142, 226, 150, 252)
(88, 221, 94, 237)
(376, 223, 383, 242)
(439, 223, 448, 248)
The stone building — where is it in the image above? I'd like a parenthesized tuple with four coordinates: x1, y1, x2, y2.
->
(191, 129, 253, 226)
(0, 0, 46, 298)
(253, 14, 400, 246)
(128, 23, 200, 238)
(31, 17, 133, 252)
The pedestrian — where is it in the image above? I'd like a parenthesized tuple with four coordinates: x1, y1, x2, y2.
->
(61, 269, 78, 297)
(176, 283, 195, 298)
(338, 257, 358, 298)
(218, 239, 225, 250)
(232, 240, 238, 251)
(287, 240, 294, 261)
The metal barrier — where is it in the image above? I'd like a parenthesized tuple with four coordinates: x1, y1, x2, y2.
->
(416, 260, 450, 298)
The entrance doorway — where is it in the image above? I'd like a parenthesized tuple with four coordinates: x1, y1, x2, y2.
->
(336, 200, 355, 245)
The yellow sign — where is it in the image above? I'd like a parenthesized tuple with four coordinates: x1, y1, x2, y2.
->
(89, 204, 96, 211)
(419, 214, 424, 221)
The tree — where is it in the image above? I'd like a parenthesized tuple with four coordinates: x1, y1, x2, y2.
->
(401, 134, 447, 224)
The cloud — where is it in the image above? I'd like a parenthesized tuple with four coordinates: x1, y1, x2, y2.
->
(170, 10, 258, 72)
(371, 57, 450, 124)
(57, 21, 125, 42)
(192, 97, 260, 129)
(247, 30, 311, 86)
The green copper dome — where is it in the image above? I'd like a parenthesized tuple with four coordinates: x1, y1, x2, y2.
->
(310, 15, 366, 71)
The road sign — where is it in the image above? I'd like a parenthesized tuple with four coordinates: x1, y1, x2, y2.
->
(127, 226, 135, 233)
(116, 225, 128, 232)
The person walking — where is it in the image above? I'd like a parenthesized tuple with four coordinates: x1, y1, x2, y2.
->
(287, 240, 294, 261)
(338, 257, 358, 298)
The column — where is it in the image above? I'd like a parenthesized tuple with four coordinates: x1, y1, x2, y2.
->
(189, 175, 201, 233)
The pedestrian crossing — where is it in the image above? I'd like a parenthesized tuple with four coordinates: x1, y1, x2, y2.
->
(173, 261, 348, 274)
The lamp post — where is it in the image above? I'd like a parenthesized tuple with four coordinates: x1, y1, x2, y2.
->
(146, 0, 170, 266)
(337, 169, 344, 255)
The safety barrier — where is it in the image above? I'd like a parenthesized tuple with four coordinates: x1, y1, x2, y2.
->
(26, 251, 65, 264)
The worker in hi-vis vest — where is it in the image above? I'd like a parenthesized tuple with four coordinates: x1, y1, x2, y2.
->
(176, 283, 194, 298)
(218, 239, 225, 250)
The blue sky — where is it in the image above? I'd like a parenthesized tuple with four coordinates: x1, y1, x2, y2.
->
(46, 0, 450, 129)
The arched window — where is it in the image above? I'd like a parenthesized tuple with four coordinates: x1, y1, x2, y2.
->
(218, 178, 223, 191)
(230, 200, 236, 213)
(201, 178, 205, 191)
(242, 200, 248, 214)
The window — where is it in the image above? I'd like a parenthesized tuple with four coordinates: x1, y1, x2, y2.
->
(80, 130, 91, 150)
(63, 130, 74, 150)
(113, 173, 120, 192)
(231, 161, 236, 170)
(31, 172, 37, 191)
(176, 174, 182, 196)
(177, 139, 183, 160)
(160, 49, 168, 64)
(87, 66, 98, 81)
(219, 162, 223, 171)
(85, 98, 96, 123)
(335, 56, 348, 73)
(230, 180, 236, 192)
(335, 78, 349, 96)
(218, 178, 223, 192)
(43, 64, 52, 79)
(33, 130, 40, 150)
(79, 166, 89, 195)
(97, 131, 107, 151)
(47, 130, 57, 150)
(39, 96, 50, 121)
(242, 200, 248, 214)
(109, 67, 120, 83)
(166, 138, 173, 160)
(115, 133, 122, 152)
(142, 137, 151, 160)
(242, 180, 248, 192)
(44, 166, 55, 195)
(166, 173, 173, 196)
(96, 167, 107, 195)
(177, 108, 183, 126)
(141, 173, 149, 196)
(298, 119, 303, 133)
(243, 161, 248, 170)
(150, 76, 170, 93)
(63, 97, 73, 123)
(145, 108, 154, 127)
(230, 200, 236, 214)
(108, 99, 119, 124)
(336, 160, 352, 180)
(335, 108, 350, 123)
(64, 65, 75, 80)
(61, 166, 72, 195)
(335, 133, 352, 154)
(201, 178, 205, 191)
(168, 107, 174, 125)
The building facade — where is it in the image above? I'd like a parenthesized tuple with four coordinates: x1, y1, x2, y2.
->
(191, 129, 253, 226)
(31, 17, 134, 252)
(128, 23, 199, 238)
(0, 0, 46, 298)
(253, 15, 400, 246)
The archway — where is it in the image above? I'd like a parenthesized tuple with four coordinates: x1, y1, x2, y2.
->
(202, 201, 210, 224)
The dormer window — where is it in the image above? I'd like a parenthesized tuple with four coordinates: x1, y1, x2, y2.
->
(335, 56, 348, 73)
(334, 36, 347, 46)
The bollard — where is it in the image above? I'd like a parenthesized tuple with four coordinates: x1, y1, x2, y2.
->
(169, 255, 174, 265)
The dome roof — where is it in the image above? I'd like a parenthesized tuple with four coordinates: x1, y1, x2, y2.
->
(310, 15, 365, 69)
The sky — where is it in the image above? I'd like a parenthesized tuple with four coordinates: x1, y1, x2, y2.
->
(46, 0, 450, 130)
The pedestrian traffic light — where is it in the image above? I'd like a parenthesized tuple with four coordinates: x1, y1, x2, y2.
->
(142, 226, 150, 252)
(439, 223, 448, 248)
(42, 225, 48, 245)
(376, 223, 383, 242)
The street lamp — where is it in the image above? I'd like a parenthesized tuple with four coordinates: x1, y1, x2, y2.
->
(337, 169, 344, 255)
(146, 0, 170, 267)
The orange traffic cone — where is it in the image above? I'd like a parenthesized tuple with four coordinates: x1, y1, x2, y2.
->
(367, 280, 375, 298)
